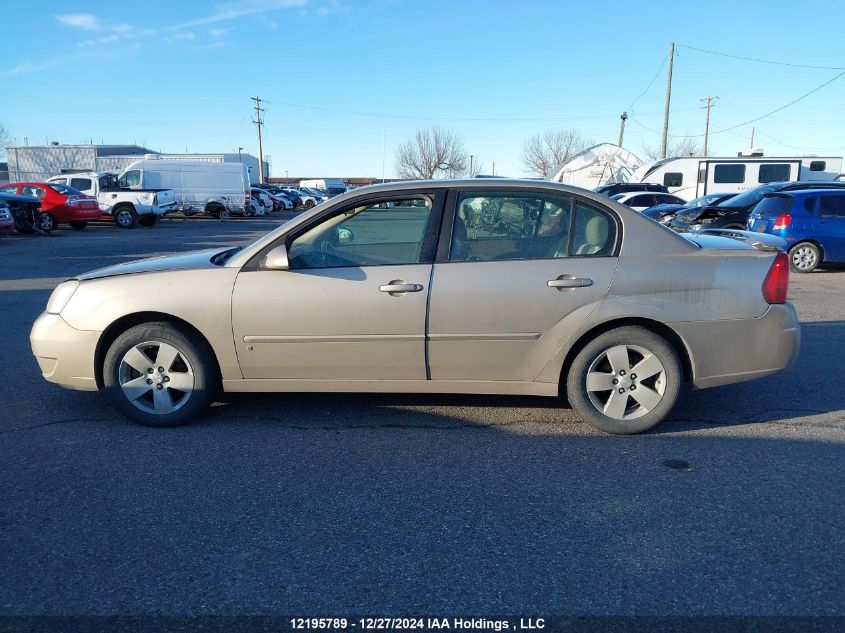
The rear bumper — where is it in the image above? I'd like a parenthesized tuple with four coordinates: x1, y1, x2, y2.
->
(670, 302, 800, 389)
(30, 312, 101, 391)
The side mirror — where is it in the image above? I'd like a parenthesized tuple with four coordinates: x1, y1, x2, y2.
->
(337, 227, 354, 245)
(263, 244, 290, 270)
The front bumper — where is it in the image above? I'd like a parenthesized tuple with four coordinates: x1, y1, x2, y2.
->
(670, 302, 801, 389)
(30, 312, 101, 391)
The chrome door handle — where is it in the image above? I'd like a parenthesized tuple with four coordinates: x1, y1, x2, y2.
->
(379, 281, 424, 295)
(548, 276, 593, 289)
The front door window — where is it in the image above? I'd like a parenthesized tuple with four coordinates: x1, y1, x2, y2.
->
(288, 197, 433, 269)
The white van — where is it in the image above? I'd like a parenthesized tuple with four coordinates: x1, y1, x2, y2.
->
(299, 178, 347, 197)
(117, 159, 251, 216)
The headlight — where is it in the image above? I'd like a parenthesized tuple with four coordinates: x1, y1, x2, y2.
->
(46, 280, 80, 315)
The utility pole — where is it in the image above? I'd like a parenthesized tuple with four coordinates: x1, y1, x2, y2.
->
(470, 154, 474, 176)
(700, 96, 718, 158)
(251, 96, 265, 184)
(618, 112, 628, 147)
(660, 42, 675, 159)
(749, 126, 755, 151)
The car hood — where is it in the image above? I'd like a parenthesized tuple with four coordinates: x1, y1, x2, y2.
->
(76, 248, 226, 281)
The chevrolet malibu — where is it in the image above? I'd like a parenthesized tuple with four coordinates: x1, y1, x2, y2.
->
(31, 180, 800, 434)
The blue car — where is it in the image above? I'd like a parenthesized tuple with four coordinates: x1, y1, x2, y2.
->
(748, 189, 845, 272)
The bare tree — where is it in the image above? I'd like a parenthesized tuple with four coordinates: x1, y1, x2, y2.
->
(0, 124, 10, 161)
(395, 127, 468, 179)
(640, 137, 705, 161)
(520, 129, 591, 178)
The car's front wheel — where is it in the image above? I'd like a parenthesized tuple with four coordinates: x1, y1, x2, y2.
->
(789, 242, 820, 273)
(103, 322, 217, 427)
(566, 326, 682, 434)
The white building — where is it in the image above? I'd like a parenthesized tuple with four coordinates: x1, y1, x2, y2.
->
(4, 144, 268, 184)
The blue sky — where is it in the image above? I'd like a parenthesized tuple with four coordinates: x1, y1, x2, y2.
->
(2, 0, 844, 177)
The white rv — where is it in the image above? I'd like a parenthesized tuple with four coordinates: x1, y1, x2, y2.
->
(117, 158, 251, 216)
(629, 154, 843, 201)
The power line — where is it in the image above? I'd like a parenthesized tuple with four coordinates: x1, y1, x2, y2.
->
(754, 129, 845, 153)
(629, 69, 845, 139)
(627, 54, 667, 112)
(676, 43, 845, 71)
(263, 99, 689, 123)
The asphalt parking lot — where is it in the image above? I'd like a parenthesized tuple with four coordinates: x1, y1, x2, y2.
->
(1, 218, 844, 618)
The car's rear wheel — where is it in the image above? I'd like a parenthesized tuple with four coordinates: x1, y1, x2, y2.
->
(304, 199, 315, 209)
(103, 322, 217, 427)
(114, 205, 138, 229)
(566, 326, 681, 434)
(40, 213, 56, 232)
(789, 242, 820, 273)
(69, 221, 88, 230)
(138, 214, 159, 227)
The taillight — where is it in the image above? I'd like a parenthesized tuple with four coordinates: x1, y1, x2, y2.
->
(772, 214, 792, 230)
(761, 251, 789, 304)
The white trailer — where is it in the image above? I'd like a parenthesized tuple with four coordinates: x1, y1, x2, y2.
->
(629, 155, 843, 201)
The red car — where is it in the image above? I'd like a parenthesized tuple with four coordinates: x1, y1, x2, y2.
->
(0, 182, 101, 231)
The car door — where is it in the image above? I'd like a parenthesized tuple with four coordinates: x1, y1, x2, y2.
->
(231, 191, 444, 380)
(427, 188, 619, 382)
(816, 194, 845, 261)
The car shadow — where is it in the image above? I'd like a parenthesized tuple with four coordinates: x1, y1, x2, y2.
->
(207, 320, 845, 435)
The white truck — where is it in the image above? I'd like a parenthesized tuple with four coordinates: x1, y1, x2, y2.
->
(299, 178, 347, 197)
(47, 172, 176, 228)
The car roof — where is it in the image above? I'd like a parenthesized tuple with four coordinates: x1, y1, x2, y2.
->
(766, 187, 845, 197)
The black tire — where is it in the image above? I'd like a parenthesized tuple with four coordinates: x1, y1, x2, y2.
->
(69, 221, 88, 230)
(103, 322, 218, 427)
(40, 212, 56, 232)
(114, 205, 138, 229)
(304, 199, 315, 209)
(206, 202, 224, 218)
(788, 242, 821, 273)
(566, 326, 682, 435)
(138, 214, 160, 227)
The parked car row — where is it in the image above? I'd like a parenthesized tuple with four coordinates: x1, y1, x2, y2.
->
(0, 182, 101, 232)
(599, 179, 845, 273)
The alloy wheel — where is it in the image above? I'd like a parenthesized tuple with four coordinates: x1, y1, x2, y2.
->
(585, 344, 667, 421)
(118, 341, 195, 414)
(791, 246, 817, 271)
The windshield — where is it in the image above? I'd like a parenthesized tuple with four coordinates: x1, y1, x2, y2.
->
(718, 184, 781, 208)
(49, 184, 85, 196)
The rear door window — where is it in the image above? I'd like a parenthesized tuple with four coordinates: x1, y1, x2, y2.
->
(819, 195, 845, 217)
